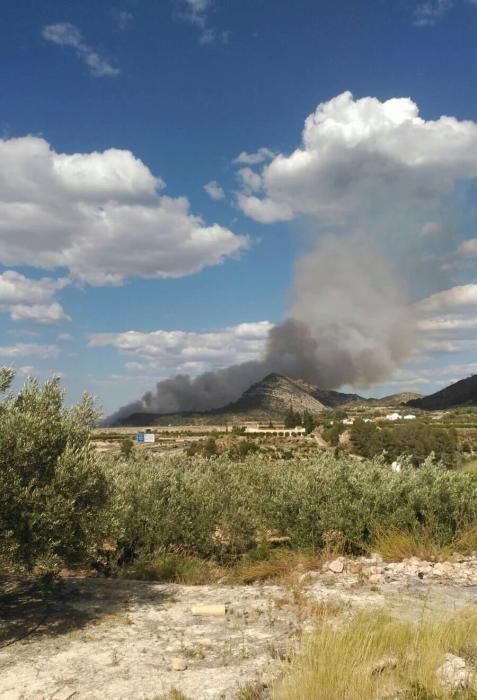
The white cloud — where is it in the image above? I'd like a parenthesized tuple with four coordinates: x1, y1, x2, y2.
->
(421, 221, 445, 236)
(236, 193, 294, 224)
(0, 136, 248, 285)
(233, 147, 276, 165)
(413, 0, 453, 26)
(42, 23, 120, 77)
(89, 321, 272, 376)
(177, 0, 228, 45)
(115, 10, 133, 30)
(0, 343, 60, 359)
(0, 271, 69, 324)
(458, 238, 477, 256)
(236, 168, 262, 194)
(58, 333, 73, 341)
(415, 284, 477, 342)
(204, 180, 225, 200)
(416, 284, 477, 312)
(237, 91, 477, 225)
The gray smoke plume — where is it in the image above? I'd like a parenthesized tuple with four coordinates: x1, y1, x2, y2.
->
(107, 235, 415, 423)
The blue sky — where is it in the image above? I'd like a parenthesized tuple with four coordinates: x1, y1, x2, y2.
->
(3, 0, 477, 414)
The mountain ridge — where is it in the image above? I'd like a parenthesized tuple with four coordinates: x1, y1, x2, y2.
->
(407, 374, 477, 410)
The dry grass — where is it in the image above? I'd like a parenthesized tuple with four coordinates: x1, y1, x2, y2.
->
(226, 550, 319, 585)
(370, 527, 449, 562)
(453, 525, 477, 556)
(235, 681, 267, 699)
(161, 691, 189, 700)
(273, 610, 477, 700)
(124, 547, 321, 586)
(370, 525, 477, 563)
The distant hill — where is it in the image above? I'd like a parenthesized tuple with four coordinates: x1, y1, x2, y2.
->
(112, 372, 371, 426)
(369, 392, 424, 406)
(407, 375, 477, 410)
(219, 373, 329, 419)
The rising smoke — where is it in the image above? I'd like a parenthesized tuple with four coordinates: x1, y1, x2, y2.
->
(107, 234, 415, 423)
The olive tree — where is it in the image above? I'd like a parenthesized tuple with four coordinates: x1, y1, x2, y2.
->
(0, 369, 108, 570)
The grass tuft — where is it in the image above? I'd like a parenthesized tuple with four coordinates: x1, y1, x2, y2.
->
(273, 610, 477, 700)
(370, 526, 448, 562)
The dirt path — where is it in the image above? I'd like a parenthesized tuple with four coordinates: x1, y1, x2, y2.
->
(1, 571, 476, 700)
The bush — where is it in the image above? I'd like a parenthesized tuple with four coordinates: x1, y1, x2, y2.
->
(120, 436, 134, 458)
(102, 451, 477, 564)
(0, 369, 108, 570)
(350, 419, 459, 467)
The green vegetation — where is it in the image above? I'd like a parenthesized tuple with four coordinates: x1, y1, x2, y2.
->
(284, 406, 303, 429)
(1, 369, 477, 577)
(120, 435, 135, 458)
(302, 411, 317, 435)
(103, 452, 477, 567)
(0, 369, 107, 570)
(350, 419, 458, 467)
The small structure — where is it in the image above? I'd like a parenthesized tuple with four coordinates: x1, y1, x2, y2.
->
(137, 432, 155, 443)
(244, 424, 306, 436)
(385, 412, 402, 421)
(403, 414, 416, 420)
(342, 418, 354, 425)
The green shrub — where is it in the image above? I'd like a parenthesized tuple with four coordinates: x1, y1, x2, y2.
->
(102, 451, 477, 563)
(351, 419, 459, 467)
(120, 435, 134, 458)
(0, 369, 108, 569)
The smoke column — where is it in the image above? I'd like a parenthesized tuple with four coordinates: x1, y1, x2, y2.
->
(107, 234, 415, 423)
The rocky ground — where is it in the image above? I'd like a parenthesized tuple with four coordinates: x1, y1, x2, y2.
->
(1, 556, 477, 700)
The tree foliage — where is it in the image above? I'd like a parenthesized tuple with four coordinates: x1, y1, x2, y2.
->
(0, 370, 108, 569)
(350, 419, 458, 467)
(284, 406, 302, 428)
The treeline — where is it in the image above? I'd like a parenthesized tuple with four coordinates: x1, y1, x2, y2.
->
(350, 419, 458, 468)
(284, 407, 317, 433)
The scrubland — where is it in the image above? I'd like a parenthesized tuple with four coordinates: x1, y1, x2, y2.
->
(2, 370, 477, 698)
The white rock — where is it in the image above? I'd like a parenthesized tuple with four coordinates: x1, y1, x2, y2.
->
(368, 574, 385, 585)
(437, 653, 469, 690)
(170, 657, 188, 671)
(328, 557, 345, 574)
(191, 604, 226, 616)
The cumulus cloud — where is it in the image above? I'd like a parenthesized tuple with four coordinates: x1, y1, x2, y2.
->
(42, 23, 120, 77)
(233, 147, 276, 166)
(236, 167, 262, 194)
(0, 271, 69, 324)
(236, 91, 477, 226)
(89, 321, 272, 376)
(415, 284, 477, 352)
(204, 180, 225, 200)
(0, 136, 248, 284)
(416, 284, 477, 312)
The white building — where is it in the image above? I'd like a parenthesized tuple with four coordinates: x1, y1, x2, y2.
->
(385, 412, 402, 421)
(403, 414, 416, 420)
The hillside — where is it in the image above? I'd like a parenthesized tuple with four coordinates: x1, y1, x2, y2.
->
(112, 373, 373, 425)
(369, 391, 424, 406)
(407, 375, 477, 410)
(218, 372, 328, 419)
